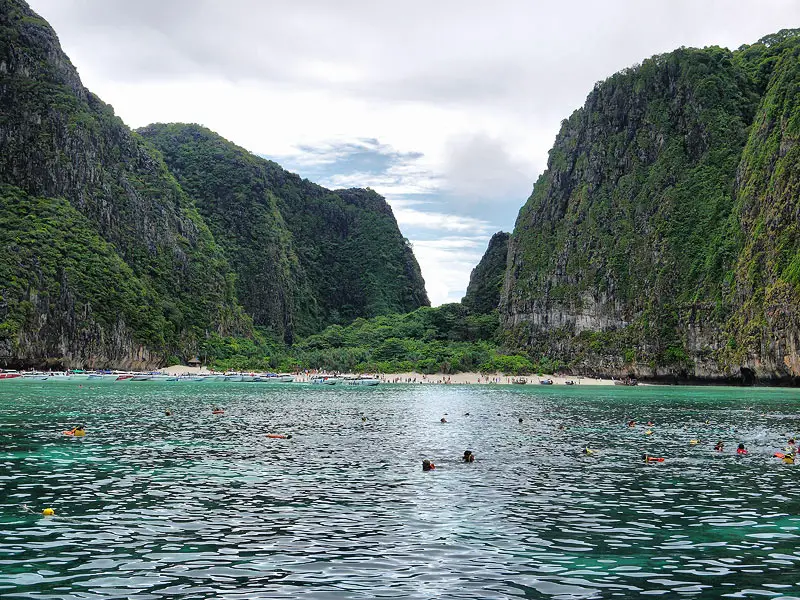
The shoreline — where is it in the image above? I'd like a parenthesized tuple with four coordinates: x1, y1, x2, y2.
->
(158, 365, 618, 385)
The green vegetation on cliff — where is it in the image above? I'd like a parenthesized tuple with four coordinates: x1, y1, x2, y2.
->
(0, 185, 167, 362)
(139, 124, 430, 340)
(462, 232, 509, 314)
(502, 29, 800, 382)
(0, 0, 250, 366)
(0, 0, 429, 367)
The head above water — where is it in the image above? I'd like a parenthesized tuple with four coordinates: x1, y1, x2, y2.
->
(738, 443, 745, 450)
(422, 459, 434, 471)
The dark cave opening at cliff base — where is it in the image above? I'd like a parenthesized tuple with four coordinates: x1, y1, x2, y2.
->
(740, 367, 756, 386)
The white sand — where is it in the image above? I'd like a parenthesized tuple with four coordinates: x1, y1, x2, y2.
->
(161, 366, 617, 385)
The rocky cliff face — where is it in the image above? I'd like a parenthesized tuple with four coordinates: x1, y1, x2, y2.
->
(501, 30, 800, 383)
(462, 232, 509, 314)
(0, 0, 249, 368)
(140, 124, 429, 336)
(0, 0, 429, 367)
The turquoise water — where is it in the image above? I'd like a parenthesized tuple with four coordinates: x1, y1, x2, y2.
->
(1, 381, 800, 599)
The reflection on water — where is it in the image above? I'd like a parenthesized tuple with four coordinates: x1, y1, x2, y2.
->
(1, 382, 800, 599)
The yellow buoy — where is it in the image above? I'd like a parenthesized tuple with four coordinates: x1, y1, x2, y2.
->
(42, 508, 55, 516)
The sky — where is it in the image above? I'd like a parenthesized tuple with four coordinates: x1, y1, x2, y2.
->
(27, 0, 800, 305)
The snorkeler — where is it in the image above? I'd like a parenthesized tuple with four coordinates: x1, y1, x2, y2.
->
(463, 450, 475, 463)
(422, 459, 436, 471)
(737, 443, 748, 455)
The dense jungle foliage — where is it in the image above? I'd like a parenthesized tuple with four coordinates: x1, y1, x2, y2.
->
(198, 305, 551, 376)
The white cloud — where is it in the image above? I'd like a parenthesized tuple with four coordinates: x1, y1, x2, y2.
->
(411, 238, 487, 305)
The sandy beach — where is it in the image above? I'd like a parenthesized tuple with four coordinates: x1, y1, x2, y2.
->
(161, 365, 617, 385)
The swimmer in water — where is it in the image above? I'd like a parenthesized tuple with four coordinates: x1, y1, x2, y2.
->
(165, 409, 172, 416)
(737, 443, 747, 455)
(463, 450, 475, 463)
(440, 417, 447, 423)
(422, 459, 435, 471)
(582, 447, 594, 455)
(518, 417, 523, 423)
(646, 421, 654, 426)
(714, 440, 724, 452)
(627, 420, 636, 428)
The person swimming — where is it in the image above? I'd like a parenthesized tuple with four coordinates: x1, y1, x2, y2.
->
(737, 443, 748, 455)
(714, 440, 724, 451)
(627, 420, 636, 428)
(518, 417, 523, 423)
(165, 409, 172, 416)
(642, 453, 664, 463)
(463, 450, 475, 463)
(646, 421, 654, 426)
(65, 425, 86, 437)
(422, 459, 435, 471)
(440, 417, 447, 423)
(582, 447, 594, 455)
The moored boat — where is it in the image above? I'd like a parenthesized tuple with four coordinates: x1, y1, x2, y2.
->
(539, 378, 554, 385)
(0, 370, 21, 380)
(310, 376, 340, 385)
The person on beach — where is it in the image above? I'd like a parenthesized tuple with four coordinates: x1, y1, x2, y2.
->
(463, 450, 475, 463)
(422, 459, 435, 471)
(714, 440, 724, 452)
(737, 443, 748, 455)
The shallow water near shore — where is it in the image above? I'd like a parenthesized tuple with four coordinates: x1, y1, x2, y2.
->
(1, 381, 800, 599)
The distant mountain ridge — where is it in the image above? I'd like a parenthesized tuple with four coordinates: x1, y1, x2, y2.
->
(462, 232, 508, 315)
(500, 29, 800, 383)
(0, 0, 428, 368)
(139, 123, 429, 342)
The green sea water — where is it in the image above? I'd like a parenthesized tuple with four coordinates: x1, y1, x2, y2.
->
(1, 381, 799, 599)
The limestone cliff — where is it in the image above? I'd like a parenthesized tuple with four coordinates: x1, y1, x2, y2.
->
(462, 232, 509, 314)
(502, 30, 800, 383)
(0, 0, 249, 368)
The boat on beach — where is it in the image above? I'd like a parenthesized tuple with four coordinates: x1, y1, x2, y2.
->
(539, 378, 554, 385)
(310, 376, 340, 385)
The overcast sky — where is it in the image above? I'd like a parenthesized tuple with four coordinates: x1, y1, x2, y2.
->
(27, 0, 800, 305)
